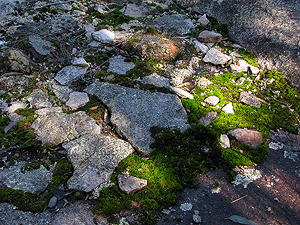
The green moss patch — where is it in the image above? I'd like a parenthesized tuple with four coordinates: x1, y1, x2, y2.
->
(237, 48, 258, 67)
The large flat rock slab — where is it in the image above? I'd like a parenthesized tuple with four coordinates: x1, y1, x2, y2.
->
(62, 134, 134, 192)
(85, 81, 190, 154)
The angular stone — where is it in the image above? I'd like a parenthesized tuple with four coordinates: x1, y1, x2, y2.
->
(26, 89, 52, 109)
(92, 29, 115, 44)
(85, 81, 190, 154)
(107, 55, 135, 75)
(198, 14, 210, 26)
(194, 40, 209, 54)
(204, 96, 219, 106)
(203, 48, 231, 65)
(123, 3, 149, 18)
(7, 101, 27, 114)
(0, 75, 26, 89)
(168, 68, 193, 86)
(8, 113, 25, 122)
(55, 66, 87, 85)
(193, 214, 202, 224)
(29, 35, 55, 56)
(66, 92, 89, 110)
(171, 87, 194, 99)
(249, 65, 260, 75)
(63, 134, 134, 192)
(228, 128, 263, 148)
(6, 49, 31, 72)
(197, 77, 212, 88)
(198, 30, 223, 43)
(236, 77, 246, 85)
(31, 111, 101, 146)
(36, 107, 62, 115)
(199, 111, 218, 125)
(0, 162, 52, 194)
(151, 14, 195, 35)
(50, 81, 73, 102)
(220, 134, 230, 149)
(71, 57, 89, 67)
(138, 73, 170, 88)
(118, 174, 147, 194)
(222, 102, 235, 114)
(239, 91, 261, 108)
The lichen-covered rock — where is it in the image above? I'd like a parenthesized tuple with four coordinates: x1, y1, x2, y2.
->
(220, 134, 230, 149)
(92, 29, 115, 44)
(29, 35, 55, 56)
(85, 81, 190, 154)
(239, 91, 261, 108)
(54, 66, 87, 85)
(6, 49, 31, 72)
(138, 73, 170, 88)
(7, 101, 27, 114)
(66, 92, 89, 110)
(26, 89, 52, 109)
(107, 55, 135, 75)
(50, 81, 73, 102)
(63, 134, 134, 192)
(118, 174, 147, 194)
(228, 128, 263, 148)
(203, 48, 231, 65)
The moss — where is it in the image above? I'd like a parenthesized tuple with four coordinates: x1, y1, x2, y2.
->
(0, 188, 52, 213)
(15, 108, 35, 117)
(237, 48, 258, 67)
(156, 5, 164, 13)
(147, 2, 156, 6)
(23, 161, 41, 171)
(146, 27, 158, 35)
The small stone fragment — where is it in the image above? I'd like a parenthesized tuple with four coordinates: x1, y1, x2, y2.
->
(29, 35, 55, 56)
(35, 107, 62, 115)
(220, 134, 230, 148)
(222, 102, 235, 114)
(66, 92, 89, 110)
(194, 40, 209, 54)
(193, 214, 202, 224)
(198, 14, 210, 26)
(118, 174, 147, 194)
(7, 49, 31, 72)
(198, 30, 222, 43)
(26, 89, 52, 109)
(138, 73, 170, 88)
(197, 77, 212, 88)
(204, 96, 219, 106)
(236, 77, 246, 85)
(199, 111, 218, 125)
(55, 66, 87, 85)
(180, 203, 193, 211)
(92, 29, 115, 44)
(107, 55, 135, 75)
(239, 91, 261, 108)
(249, 65, 260, 75)
(228, 128, 263, 148)
(171, 87, 194, 99)
(203, 48, 231, 65)
(48, 196, 58, 208)
(71, 57, 89, 67)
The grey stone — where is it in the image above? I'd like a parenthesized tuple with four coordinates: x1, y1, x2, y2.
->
(203, 48, 231, 65)
(52, 3, 72, 11)
(71, 57, 89, 67)
(85, 81, 190, 154)
(222, 102, 235, 114)
(151, 14, 195, 35)
(198, 30, 222, 43)
(204, 96, 219, 106)
(35, 107, 62, 115)
(193, 214, 202, 224)
(55, 66, 87, 85)
(50, 81, 73, 102)
(7, 101, 27, 114)
(228, 128, 263, 148)
(28, 35, 55, 56)
(168, 68, 194, 86)
(8, 113, 25, 122)
(107, 55, 135, 75)
(138, 73, 170, 88)
(194, 40, 209, 54)
(198, 14, 210, 26)
(48, 196, 58, 208)
(239, 91, 261, 108)
(124, 4, 149, 18)
(199, 111, 218, 125)
(6, 49, 31, 72)
(220, 134, 230, 149)
(26, 89, 52, 109)
(0, 75, 27, 89)
(63, 134, 134, 192)
(84, 24, 95, 39)
(0, 162, 52, 194)
(171, 87, 194, 99)
(197, 77, 212, 88)
(66, 92, 89, 110)
(88, 40, 102, 48)
(31, 111, 101, 146)
(50, 14, 79, 35)
(118, 174, 147, 194)
(236, 77, 246, 85)
(72, 10, 86, 17)
(92, 29, 115, 44)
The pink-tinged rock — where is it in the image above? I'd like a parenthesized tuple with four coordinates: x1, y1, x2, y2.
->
(227, 128, 263, 148)
(198, 30, 223, 43)
(66, 92, 89, 110)
(239, 91, 261, 108)
(220, 134, 230, 148)
(118, 174, 147, 194)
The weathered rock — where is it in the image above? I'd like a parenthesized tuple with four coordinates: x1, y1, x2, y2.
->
(0, 162, 52, 194)
(228, 128, 263, 148)
(222, 102, 235, 114)
(220, 134, 230, 149)
(138, 73, 170, 88)
(239, 91, 261, 108)
(151, 14, 195, 35)
(203, 48, 231, 65)
(198, 14, 210, 26)
(236, 77, 246, 85)
(8, 113, 25, 122)
(29, 35, 55, 56)
(31, 111, 101, 146)
(55, 66, 87, 85)
(7, 101, 27, 114)
(66, 92, 89, 110)
(118, 174, 147, 194)
(85, 81, 190, 154)
(72, 10, 86, 17)
(198, 30, 222, 43)
(249, 65, 260, 75)
(168, 68, 194, 86)
(26, 89, 52, 109)
(35, 107, 62, 115)
(6, 49, 31, 72)
(48, 196, 58, 208)
(0, 75, 27, 89)
(193, 214, 202, 224)
(196, 77, 212, 88)
(171, 87, 194, 99)
(199, 111, 218, 125)
(71, 57, 89, 67)
(63, 134, 134, 192)
(92, 29, 115, 44)
(107, 55, 135, 75)
(50, 81, 73, 102)
(123, 3, 151, 18)
(204, 96, 219, 106)
(194, 40, 209, 54)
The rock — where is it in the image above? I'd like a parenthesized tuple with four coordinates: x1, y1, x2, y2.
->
(117, 174, 147, 194)
(204, 96, 219, 106)
(107, 55, 135, 75)
(180, 203, 193, 211)
(28, 35, 55, 56)
(8, 113, 25, 122)
(138, 73, 170, 88)
(0, 74, 27, 89)
(249, 65, 260, 75)
(220, 134, 230, 148)
(203, 48, 231, 65)
(151, 14, 195, 35)
(35, 107, 62, 115)
(54, 66, 87, 85)
(71, 57, 89, 67)
(66, 92, 89, 110)
(50, 14, 79, 35)
(196, 77, 212, 88)
(123, 3, 150, 18)
(194, 40, 209, 54)
(198, 14, 210, 26)
(171, 87, 194, 99)
(31, 111, 101, 146)
(84, 24, 95, 39)
(50, 81, 73, 102)
(198, 30, 223, 43)
(48, 196, 58, 208)
(236, 77, 246, 85)
(63, 134, 134, 192)
(6, 49, 31, 72)
(53, 3, 72, 11)
(168, 68, 193, 86)
(85, 81, 190, 154)
(7, 101, 27, 114)
(199, 111, 218, 125)
(0, 162, 52, 194)
(232, 168, 262, 188)
(123, 35, 182, 61)
(72, 10, 86, 17)
(239, 91, 261, 108)
(193, 214, 202, 224)
(26, 89, 52, 109)
(228, 128, 263, 148)
(92, 29, 115, 44)
(222, 102, 235, 114)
